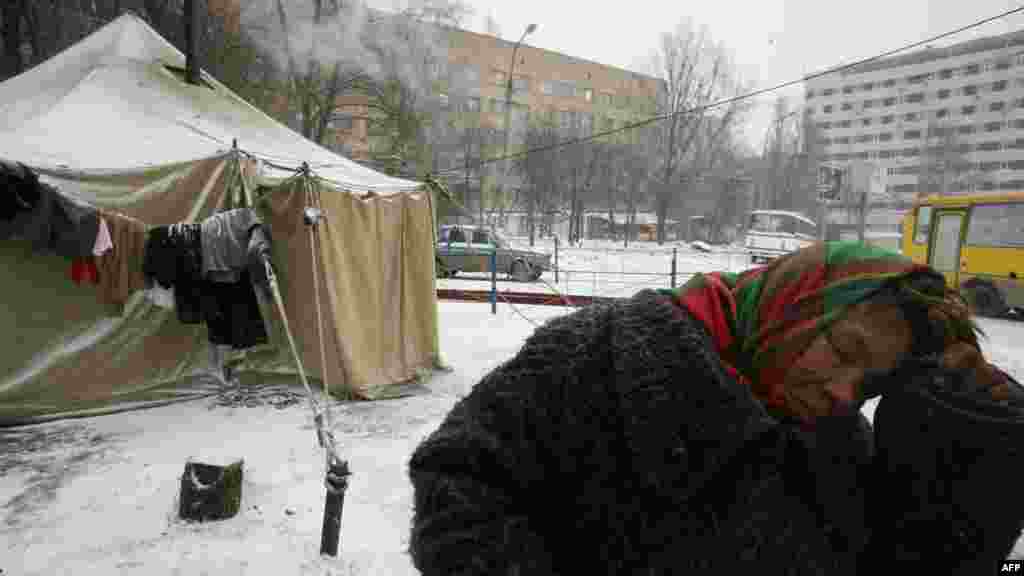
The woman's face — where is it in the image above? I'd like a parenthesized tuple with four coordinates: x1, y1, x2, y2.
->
(782, 301, 913, 422)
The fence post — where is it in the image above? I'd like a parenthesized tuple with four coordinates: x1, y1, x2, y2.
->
(554, 236, 559, 284)
(491, 248, 497, 315)
(671, 247, 678, 289)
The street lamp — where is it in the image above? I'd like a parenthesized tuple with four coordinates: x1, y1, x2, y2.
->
(500, 23, 538, 221)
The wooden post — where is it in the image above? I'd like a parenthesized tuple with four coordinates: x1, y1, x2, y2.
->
(179, 460, 244, 522)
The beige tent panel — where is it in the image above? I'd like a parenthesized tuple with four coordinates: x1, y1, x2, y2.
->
(252, 178, 440, 400)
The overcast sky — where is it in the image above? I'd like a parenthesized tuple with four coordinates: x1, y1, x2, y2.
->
(376, 0, 1024, 152)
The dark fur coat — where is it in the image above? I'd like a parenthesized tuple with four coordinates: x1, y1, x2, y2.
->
(408, 289, 1023, 575)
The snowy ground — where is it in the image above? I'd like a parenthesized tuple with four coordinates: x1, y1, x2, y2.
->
(4, 242, 1024, 574)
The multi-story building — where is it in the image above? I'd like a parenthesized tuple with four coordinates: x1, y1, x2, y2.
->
(332, 24, 663, 181)
(805, 28, 1024, 205)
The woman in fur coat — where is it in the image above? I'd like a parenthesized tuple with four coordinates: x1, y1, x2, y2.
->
(408, 241, 1024, 575)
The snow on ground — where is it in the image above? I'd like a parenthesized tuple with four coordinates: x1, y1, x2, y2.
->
(4, 241, 1024, 574)
(0, 302, 568, 576)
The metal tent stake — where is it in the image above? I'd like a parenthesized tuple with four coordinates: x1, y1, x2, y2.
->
(320, 457, 351, 556)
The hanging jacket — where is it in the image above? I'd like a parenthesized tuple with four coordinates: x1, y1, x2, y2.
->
(200, 208, 263, 281)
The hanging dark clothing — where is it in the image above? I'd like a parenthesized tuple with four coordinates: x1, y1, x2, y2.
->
(0, 160, 40, 223)
(143, 223, 204, 324)
(200, 270, 269, 350)
(0, 166, 99, 259)
(200, 208, 263, 281)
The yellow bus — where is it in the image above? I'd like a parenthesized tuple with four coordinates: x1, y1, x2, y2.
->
(901, 192, 1024, 317)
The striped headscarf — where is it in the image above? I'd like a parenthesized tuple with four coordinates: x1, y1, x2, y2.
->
(670, 241, 975, 412)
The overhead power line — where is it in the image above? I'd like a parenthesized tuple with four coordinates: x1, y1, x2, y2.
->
(433, 4, 1024, 177)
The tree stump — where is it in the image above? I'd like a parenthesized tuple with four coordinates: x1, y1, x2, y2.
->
(178, 460, 244, 522)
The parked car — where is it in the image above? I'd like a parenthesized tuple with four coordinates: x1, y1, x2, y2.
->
(436, 225, 551, 281)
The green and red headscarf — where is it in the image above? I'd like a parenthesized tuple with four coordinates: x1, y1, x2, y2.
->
(669, 241, 936, 411)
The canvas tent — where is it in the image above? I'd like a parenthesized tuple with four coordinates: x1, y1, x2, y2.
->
(0, 13, 441, 425)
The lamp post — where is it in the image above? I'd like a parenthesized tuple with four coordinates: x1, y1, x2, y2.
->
(500, 23, 537, 224)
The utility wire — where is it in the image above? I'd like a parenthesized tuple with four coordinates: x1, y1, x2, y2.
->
(433, 4, 1024, 177)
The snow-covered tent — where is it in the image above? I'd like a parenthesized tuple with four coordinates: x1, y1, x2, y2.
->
(0, 13, 442, 425)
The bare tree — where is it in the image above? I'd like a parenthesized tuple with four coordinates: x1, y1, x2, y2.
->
(649, 18, 747, 245)
(517, 121, 561, 246)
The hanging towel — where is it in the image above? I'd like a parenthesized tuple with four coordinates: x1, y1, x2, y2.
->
(93, 217, 113, 256)
(96, 212, 148, 315)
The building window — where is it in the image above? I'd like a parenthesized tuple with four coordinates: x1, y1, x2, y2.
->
(985, 121, 1003, 132)
(863, 99, 874, 109)
(862, 82, 874, 91)
(908, 73, 929, 84)
(964, 63, 981, 75)
(978, 141, 1002, 152)
(936, 108, 949, 119)
(835, 136, 850, 145)
(991, 101, 1006, 112)
(823, 104, 834, 113)
(465, 96, 481, 112)
(902, 148, 920, 157)
(1007, 159, 1024, 170)
(823, 88, 835, 96)
(881, 115, 894, 124)
(879, 132, 893, 142)
(996, 59, 1012, 71)
(879, 150, 895, 159)
(979, 161, 1002, 172)
(1016, 118, 1024, 129)
(961, 105, 976, 115)
(904, 92, 925, 104)
(962, 85, 978, 96)
(817, 121, 832, 130)
(1007, 138, 1024, 149)
(806, 89, 815, 99)
(841, 102, 853, 111)
(959, 124, 976, 135)
(883, 97, 897, 106)
(583, 88, 593, 102)
(838, 120, 852, 128)
(904, 112, 919, 122)
(904, 130, 921, 139)
(993, 80, 1009, 92)
(862, 118, 872, 126)
(938, 68, 954, 79)
(856, 134, 874, 143)
(938, 89, 951, 99)
(842, 85, 853, 94)
(511, 75, 531, 94)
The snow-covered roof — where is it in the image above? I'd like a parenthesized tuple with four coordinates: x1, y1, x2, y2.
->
(0, 13, 419, 194)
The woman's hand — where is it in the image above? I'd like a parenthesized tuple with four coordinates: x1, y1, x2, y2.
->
(940, 342, 1013, 400)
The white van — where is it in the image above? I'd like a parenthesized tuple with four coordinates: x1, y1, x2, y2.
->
(745, 210, 818, 264)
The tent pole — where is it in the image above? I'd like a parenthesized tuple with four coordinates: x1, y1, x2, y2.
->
(300, 170, 350, 558)
(184, 0, 200, 85)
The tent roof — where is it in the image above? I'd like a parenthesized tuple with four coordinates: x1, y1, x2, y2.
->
(0, 13, 420, 195)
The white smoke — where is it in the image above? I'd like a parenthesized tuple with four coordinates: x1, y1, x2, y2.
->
(238, 0, 458, 102)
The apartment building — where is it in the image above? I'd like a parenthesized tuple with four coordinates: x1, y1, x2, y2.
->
(332, 24, 663, 168)
(804, 28, 1024, 202)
